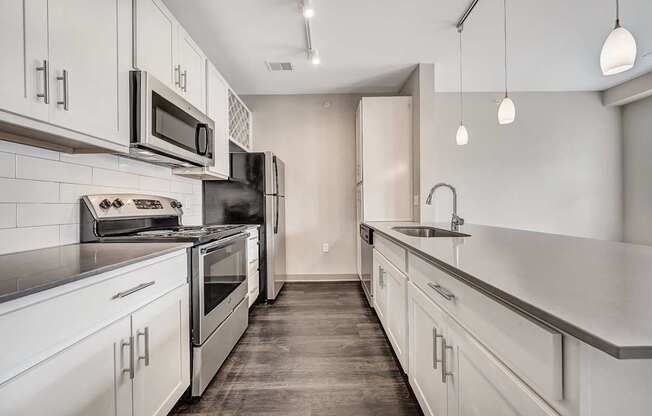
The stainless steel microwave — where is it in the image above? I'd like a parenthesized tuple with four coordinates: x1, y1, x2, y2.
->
(129, 70, 214, 168)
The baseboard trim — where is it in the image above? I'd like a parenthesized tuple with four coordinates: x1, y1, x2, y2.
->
(285, 274, 359, 282)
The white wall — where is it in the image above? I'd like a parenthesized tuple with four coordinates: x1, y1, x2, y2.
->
(623, 95, 652, 245)
(243, 94, 359, 278)
(423, 91, 623, 241)
(0, 138, 203, 255)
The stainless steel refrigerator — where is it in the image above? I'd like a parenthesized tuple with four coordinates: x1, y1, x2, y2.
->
(203, 152, 286, 302)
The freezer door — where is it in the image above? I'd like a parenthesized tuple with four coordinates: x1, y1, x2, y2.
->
(265, 195, 286, 300)
(264, 152, 286, 197)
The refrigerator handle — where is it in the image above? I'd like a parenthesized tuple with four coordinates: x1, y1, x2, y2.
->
(273, 156, 279, 196)
(274, 195, 279, 234)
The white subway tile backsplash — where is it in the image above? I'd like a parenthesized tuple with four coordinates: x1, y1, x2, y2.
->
(171, 180, 194, 194)
(0, 152, 16, 178)
(93, 167, 139, 188)
(0, 142, 204, 254)
(139, 175, 170, 192)
(0, 225, 60, 255)
(16, 155, 92, 184)
(118, 156, 171, 179)
(0, 204, 17, 228)
(60, 153, 119, 170)
(0, 178, 59, 203)
(17, 203, 78, 227)
(60, 223, 80, 245)
(0, 139, 60, 160)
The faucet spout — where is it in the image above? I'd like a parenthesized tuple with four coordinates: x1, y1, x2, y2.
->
(425, 183, 465, 231)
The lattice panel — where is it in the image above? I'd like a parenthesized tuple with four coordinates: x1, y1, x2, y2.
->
(228, 90, 251, 150)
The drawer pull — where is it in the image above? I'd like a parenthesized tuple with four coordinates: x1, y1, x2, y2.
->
(433, 327, 443, 369)
(137, 327, 150, 366)
(112, 281, 155, 299)
(441, 336, 454, 383)
(428, 282, 455, 301)
(35, 60, 49, 103)
(121, 335, 135, 379)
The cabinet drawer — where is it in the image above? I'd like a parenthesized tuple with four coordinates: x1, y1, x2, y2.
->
(0, 250, 188, 384)
(247, 236, 259, 263)
(374, 234, 407, 274)
(247, 227, 259, 241)
(408, 253, 563, 401)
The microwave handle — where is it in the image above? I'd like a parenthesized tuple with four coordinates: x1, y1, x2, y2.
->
(195, 123, 209, 156)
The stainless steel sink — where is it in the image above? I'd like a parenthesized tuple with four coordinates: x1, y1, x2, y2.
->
(392, 226, 470, 238)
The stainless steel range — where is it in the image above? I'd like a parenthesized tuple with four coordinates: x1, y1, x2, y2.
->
(79, 193, 249, 397)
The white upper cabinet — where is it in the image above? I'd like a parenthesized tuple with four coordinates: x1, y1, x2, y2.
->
(178, 29, 206, 112)
(48, 0, 123, 141)
(133, 0, 178, 90)
(228, 90, 253, 152)
(0, 0, 130, 151)
(134, 0, 206, 112)
(0, 0, 49, 121)
(206, 62, 230, 178)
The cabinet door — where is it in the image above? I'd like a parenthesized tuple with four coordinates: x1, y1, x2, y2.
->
(372, 249, 387, 325)
(0, 316, 132, 416)
(134, 0, 179, 90)
(132, 284, 190, 416)
(178, 29, 206, 112)
(48, 0, 121, 142)
(385, 259, 408, 370)
(356, 184, 363, 277)
(446, 317, 560, 416)
(207, 62, 230, 177)
(407, 283, 448, 416)
(0, 0, 49, 120)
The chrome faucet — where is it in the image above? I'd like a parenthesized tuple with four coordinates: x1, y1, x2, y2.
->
(426, 183, 465, 231)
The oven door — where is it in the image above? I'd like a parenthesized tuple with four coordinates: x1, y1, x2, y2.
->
(131, 70, 214, 167)
(195, 233, 248, 345)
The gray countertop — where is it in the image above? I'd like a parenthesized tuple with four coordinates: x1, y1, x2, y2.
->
(0, 242, 191, 304)
(365, 221, 652, 359)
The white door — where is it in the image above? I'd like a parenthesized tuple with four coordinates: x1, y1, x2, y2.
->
(178, 29, 206, 111)
(48, 0, 121, 142)
(206, 62, 230, 177)
(0, 0, 49, 120)
(407, 283, 448, 416)
(372, 249, 388, 326)
(385, 260, 408, 370)
(0, 316, 132, 416)
(132, 284, 190, 416)
(356, 184, 363, 278)
(446, 316, 560, 416)
(134, 0, 179, 90)
(355, 101, 363, 184)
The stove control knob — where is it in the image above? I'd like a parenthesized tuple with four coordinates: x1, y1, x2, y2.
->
(112, 198, 124, 208)
(170, 200, 183, 209)
(99, 198, 111, 210)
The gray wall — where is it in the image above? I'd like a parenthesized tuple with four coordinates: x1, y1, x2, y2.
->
(423, 91, 623, 241)
(623, 95, 652, 245)
(243, 94, 359, 278)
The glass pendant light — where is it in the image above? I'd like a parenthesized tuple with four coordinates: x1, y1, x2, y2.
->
(600, 0, 637, 76)
(456, 27, 469, 146)
(498, 0, 515, 124)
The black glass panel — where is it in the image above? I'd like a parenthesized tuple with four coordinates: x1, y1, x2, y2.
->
(203, 239, 246, 316)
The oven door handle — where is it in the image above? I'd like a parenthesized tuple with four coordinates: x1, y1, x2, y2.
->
(200, 232, 249, 255)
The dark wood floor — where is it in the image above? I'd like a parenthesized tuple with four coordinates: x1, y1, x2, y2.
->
(171, 282, 422, 416)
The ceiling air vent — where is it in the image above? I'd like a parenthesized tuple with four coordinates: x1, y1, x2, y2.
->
(266, 61, 293, 72)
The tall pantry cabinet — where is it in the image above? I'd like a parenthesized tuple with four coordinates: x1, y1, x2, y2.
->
(355, 96, 413, 277)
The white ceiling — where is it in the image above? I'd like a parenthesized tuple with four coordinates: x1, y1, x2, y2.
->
(164, 0, 652, 95)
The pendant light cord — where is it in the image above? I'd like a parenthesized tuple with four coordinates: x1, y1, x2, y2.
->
(503, 0, 508, 97)
(459, 28, 464, 125)
(615, 0, 621, 26)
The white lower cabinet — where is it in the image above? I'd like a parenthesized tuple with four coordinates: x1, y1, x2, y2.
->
(247, 227, 260, 307)
(0, 315, 132, 416)
(407, 282, 559, 416)
(373, 248, 408, 371)
(132, 284, 190, 416)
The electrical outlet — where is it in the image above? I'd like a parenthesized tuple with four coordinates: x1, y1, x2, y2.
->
(322, 243, 329, 253)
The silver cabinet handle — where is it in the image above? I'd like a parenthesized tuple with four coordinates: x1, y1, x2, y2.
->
(433, 327, 443, 369)
(441, 336, 454, 383)
(428, 282, 456, 301)
(181, 69, 188, 92)
(112, 281, 155, 299)
(378, 266, 385, 287)
(36, 60, 49, 103)
(174, 64, 181, 87)
(122, 335, 135, 379)
(56, 70, 69, 110)
(137, 327, 150, 366)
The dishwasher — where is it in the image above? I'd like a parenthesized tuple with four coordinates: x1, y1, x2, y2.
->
(359, 224, 374, 307)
